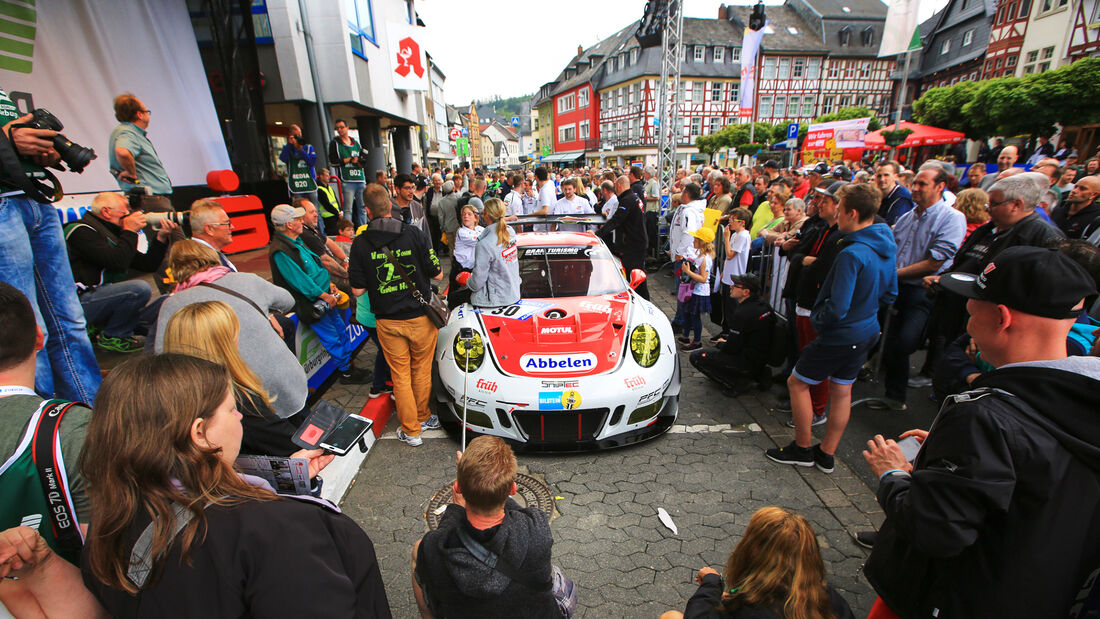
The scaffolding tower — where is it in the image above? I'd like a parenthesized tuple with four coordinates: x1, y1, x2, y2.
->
(655, 0, 684, 199)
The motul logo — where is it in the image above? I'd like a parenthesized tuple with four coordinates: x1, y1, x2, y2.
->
(475, 379, 498, 393)
(541, 326, 573, 334)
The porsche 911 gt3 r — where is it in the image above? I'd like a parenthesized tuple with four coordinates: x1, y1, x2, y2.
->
(432, 229, 680, 451)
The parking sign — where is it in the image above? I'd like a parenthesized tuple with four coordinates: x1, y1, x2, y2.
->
(786, 123, 799, 140)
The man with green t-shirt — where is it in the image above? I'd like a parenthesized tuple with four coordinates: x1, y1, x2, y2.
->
(279, 124, 318, 207)
(328, 118, 367, 228)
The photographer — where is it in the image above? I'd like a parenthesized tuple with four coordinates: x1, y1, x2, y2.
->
(278, 124, 319, 206)
(64, 192, 176, 354)
(0, 88, 101, 401)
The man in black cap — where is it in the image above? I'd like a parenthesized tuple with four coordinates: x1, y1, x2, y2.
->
(862, 246, 1100, 619)
(688, 274, 775, 395)
(829, 165, 853, 182)
(763, 160, 782, 189)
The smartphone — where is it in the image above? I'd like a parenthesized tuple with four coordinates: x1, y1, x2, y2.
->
(897, 436, 922, 462)
(318, 414, 373, 456)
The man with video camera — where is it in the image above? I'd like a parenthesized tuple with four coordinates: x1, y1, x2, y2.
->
(64, 192, 177, 353)
(279, 124, 319, 207)
(0, 87, 102, 402)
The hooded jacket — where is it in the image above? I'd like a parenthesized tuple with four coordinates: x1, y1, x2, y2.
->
(348, 217, 440, 320)
(416, 499, 559, 619)
(468, 223, 520, 308)
(865, 356, 1100, 619)
(810, 222, 897, 345)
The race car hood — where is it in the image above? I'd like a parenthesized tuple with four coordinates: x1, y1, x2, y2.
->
(480, 292, 632, 377)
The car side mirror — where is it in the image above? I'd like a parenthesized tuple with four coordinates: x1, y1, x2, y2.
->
(629, 268, 647, 290)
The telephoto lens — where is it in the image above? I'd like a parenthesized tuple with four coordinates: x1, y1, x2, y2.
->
(143, 211, 189, 229)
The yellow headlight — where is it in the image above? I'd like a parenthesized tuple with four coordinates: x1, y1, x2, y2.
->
(453, 332, 484, 372)
(630, 324, 660, 368)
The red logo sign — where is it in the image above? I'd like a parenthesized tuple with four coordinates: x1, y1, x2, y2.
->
(624, 376, 647, 389)
(475, 379, 498, 393)
(395, 36, 424, 78)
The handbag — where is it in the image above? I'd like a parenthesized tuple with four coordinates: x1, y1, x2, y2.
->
(378, 246, 450, 328)
(455, 526, 577, 618)
(677, 281, 694, 303)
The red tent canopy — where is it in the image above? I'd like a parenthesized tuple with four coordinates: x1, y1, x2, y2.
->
(864, 121, 966, 151)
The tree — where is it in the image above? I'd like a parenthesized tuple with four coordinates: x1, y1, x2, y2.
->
(913, 80, 988, 139)
(813, 106, 882, 131)
(695, 134, 719, 160)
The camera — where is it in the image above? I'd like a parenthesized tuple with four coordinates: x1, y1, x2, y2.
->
(143, 210, 189, 229)
(12, 109, 96, 173)
(310, 298, 330, 320)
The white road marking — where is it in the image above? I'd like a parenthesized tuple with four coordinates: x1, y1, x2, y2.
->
(668, 423, 762, 434)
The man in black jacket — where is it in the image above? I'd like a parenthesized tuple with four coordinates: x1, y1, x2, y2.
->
(689, 274, 774, 395)
(64, 192, 177, 353)
(863, 246, 1100, 618)
(598, 175, 649, 299)
(349, 185, 442, 447)
(629, 165, 646, 204)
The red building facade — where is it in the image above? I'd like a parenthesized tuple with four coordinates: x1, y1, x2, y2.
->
(552, 83, 599, 153)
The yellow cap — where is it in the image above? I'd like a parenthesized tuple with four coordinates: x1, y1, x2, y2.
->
(692, 227, 715, 244)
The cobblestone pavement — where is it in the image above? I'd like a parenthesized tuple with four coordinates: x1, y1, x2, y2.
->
(330, 262, 943, 618)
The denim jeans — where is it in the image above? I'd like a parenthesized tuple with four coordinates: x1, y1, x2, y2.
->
(882, 284, 936, 402)
(341, 181, 366, 228)
(79, 280, 152, 338)
(364, 327, 392, 390)
(0, 196, 101, 402)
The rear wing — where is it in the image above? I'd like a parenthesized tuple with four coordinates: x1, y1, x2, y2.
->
(509, 214, 608, 226)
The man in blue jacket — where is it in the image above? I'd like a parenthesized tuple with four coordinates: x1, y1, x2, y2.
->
(767, 183, 897, 473)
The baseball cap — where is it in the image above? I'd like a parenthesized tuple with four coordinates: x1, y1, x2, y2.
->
(763, 160, 780, 170)
(416, 177, 431, 190)
(731, 273, 761, 294)
(828, 165, 852, 180)
(691, 227, 716, 244)
(270, 204, 305, 226)
(938, 246, 1097, 319)
(811, 162, 830, 176)
(814, 180, 848, 198)
(442, 180, 455, 194)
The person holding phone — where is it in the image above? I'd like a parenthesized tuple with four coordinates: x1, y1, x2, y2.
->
(79, 354, 391, 617)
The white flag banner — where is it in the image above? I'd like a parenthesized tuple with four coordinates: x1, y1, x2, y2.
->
(738, 26, 766, 118)
(388, 22, 428, 91)
(879, 0, 923, 57)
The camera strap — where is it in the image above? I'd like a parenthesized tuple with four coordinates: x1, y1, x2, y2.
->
(30, 400, 86, 559)
(0, 129, 61, 203)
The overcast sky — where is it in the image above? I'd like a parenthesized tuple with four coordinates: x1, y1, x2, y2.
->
(416, 0, 948, 106)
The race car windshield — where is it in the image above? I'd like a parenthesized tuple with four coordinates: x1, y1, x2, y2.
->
(518, 245, 626, 298)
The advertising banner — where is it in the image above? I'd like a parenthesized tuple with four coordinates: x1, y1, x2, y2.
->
(388, 22, 428, 91)
(0, 0, 231, 195)
(738, 27, 766, 119)
(801, 117, 870, 165)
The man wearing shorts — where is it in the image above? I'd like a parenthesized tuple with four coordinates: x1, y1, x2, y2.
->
(766, 183, 897, 473)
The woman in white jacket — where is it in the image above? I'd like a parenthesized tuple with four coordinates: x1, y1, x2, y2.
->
(456, 198, 521, 308)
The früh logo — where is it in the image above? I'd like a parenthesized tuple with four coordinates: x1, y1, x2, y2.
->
(475, 379, 498, 393)
(395, 37, 424, 78)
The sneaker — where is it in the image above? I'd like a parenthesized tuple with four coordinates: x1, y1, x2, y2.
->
(710, 332, 728, 342)
(395, 428, 423, 446)
(853, 530, 877, 549)
(676, 335, 690, 345)
(96, 334, 143, 353)
(785, 414, 827, 428)
(907, 375, 933, 388)
(765, 441, 814, 467)
(339, 367, 370, 384)
(812, 444, 835, 473)
(369, 384, 393, 399)
(421, 414, 441, 430)
(865, 398, 908, 411)
(680, 341, 702, 351)
(774, 399, 793, 413)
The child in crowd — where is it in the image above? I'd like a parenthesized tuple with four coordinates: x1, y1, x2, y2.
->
(333, 218, 356, 257)
(678, 228, 716, 351)
(448, 204, 484, 308)
(660, 506, 854, 619)
(719, 208, 753, 338)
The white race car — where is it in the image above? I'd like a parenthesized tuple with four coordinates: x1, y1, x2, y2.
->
(432, 227, 680, 451)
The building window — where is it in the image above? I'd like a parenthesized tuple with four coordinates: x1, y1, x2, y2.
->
(578, 87, 589, 108)
(839, 26, 852, 46)
(774, 96, 787, 118)
(627, 85, 634, 105)
(579, 120, 589, 139)
(995, 57, 1004, 68)
(630, 48, 638, 64)
(690, 117, 702, 136)
(694, 45, 705, 61)
(557, 93, 575, 114)
(827, 62, 839, 78)
(860, 62, 871, 77)
(693, 81, 704, 103)
(963, 29, 974, 46)
(778, 57, 791, 79)
(1038, 61, 1051, 71)
(1019, 0, 1031, 16)
(1007, 55, 1018, 66)
(714, 47, 724, 62)
(731, 47, 741, 62)
(793, 58, 805, 77)
(969, 71, 978, 80)
(941, 39, 951, 54)
(1042, 45, 1055, 58)
(345, 0, 377, 58)
(558, 124, 576, 142)
(801, 96, 815, 116)
(1041, 0, 1052, 10)
(618, 88, 624, 108)
(843, 62, 854, 78)
(759, 96, 773, 118)
(822, 96, 835, 114)
(861, 26, 874, 46)
(839, 94, 852, 108)
(1024, 64, 1035, 74)
(709, 117, 721, 134)
(808, 58, 822, 79)
(729, 82, 740, 101)
(788, 96, 800, 117)
(711, 82, 722, 101)
(763, 57, 777, 79)
(1026, 50, 1039, 62)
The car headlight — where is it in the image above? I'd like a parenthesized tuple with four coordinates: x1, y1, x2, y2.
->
(629, 324, 660, 368)
(453, 331, 484, 372)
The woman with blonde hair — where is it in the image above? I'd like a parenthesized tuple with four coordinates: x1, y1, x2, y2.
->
(953, 187, 990, 239)
(156, 240, 308, 419)
(661, 506, 854, 619)
(456, 197, 520, 308)
(78, 354, 391, 616)
(163, 300, 307, 457)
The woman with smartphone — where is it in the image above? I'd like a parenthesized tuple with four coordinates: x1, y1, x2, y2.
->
(79, 354, 392, 617)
